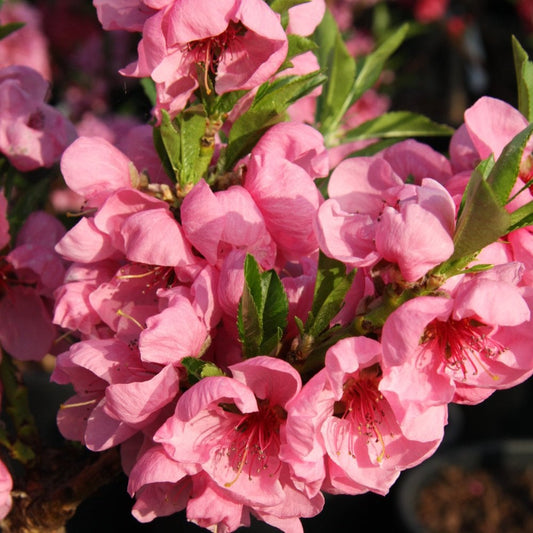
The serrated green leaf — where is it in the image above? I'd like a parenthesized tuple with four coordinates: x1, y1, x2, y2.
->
(179, 110, 212, 186)
(260, 271, 288, 355)
(512, 36, 533, 121)
(450, 169, 511, 262)
(0, 22, 24, 40)
(237, 255, 289, 358)
(341, 111, 454, 142)
(269, 0, 311, 14)
(215, 90, 248, 115)
(156, 109, 213, 189)
(306, 252, 355, 338)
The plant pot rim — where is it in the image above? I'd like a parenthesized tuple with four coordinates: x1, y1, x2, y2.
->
(395, 438, 533, 533)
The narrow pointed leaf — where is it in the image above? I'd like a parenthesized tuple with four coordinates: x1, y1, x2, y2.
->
(237, 255, 289, 358)
(0, 22, 24, 40)
(224, 71, 326, 170)
(342, 111, 454, 142)
(314, 10, 356, 133)
(349, 24, 409, 107)
(508, 200, 533, 232)
(486, 122, 533, 206)
(512, 36, 533, 121)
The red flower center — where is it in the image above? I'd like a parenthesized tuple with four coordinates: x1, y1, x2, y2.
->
(423, 317, 504, 380)
(220, 398, 286, 487)
(334, 364, 389, 462)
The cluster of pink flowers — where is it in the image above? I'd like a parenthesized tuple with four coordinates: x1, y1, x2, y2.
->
(0, 1, 532, 531)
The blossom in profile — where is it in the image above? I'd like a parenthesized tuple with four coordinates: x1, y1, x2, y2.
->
(0, 66, 76, 171)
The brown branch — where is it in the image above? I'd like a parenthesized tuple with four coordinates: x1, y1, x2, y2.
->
(1, 447, 122, 533)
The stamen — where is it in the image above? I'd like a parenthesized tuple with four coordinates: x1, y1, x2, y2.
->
(60, 398, 97, 409)
(423, 318, 503, 380)
(116, 309, 145, 330)
(334, 364, 390, 462)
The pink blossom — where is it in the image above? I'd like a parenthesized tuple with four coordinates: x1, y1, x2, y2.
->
(245, 123, 327, 261)
(0, 66, 76, 171)
(381, 264, 533, 405)
(286, 0, 326, 37)
(53, 337, 180, 450)
(0, 458, 12, 521)
(155, 356, 323, 526)
(0, 191, 9, 250)
(180, 179, 276, 269)
(93, 0, 160, 32)
(123, 0, 288, 117)
(0, 210, 65, 360)
(316, 155, 456, 280)
(282, 337, 445, 497)
(0, 1, 51, 80)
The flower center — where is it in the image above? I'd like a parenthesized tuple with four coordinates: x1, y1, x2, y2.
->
(220, 399, 286, 487)
(422, 317, 503, 380)
(186, 21, 246, 91)
(333, 364, 389, 462)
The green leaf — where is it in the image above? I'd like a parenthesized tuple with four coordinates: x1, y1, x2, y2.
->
(512, 36, 533, 121)
(349, 23, 409, 108)
(449, 168, 511, 263)
(215, 90, 248, 115)
(342, 138, 401, 158)
(0, 22, 24, 40)
(152, 124, 175, 182)
(269, 0, 311, 13)
(157, 110, 181, 181)
(314, 11, 356, 134)
(341, 111, 454, 142)
(181, 357, 225, 385)
(486, 122, 533, 206)
(237, 254, 289, 358)
(140, 77, 156, 106)
(155, 108, 213, 189)
(305, 252, 355, 338)
(508, 200, 533, 232)
(223, 71, 326, 171)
